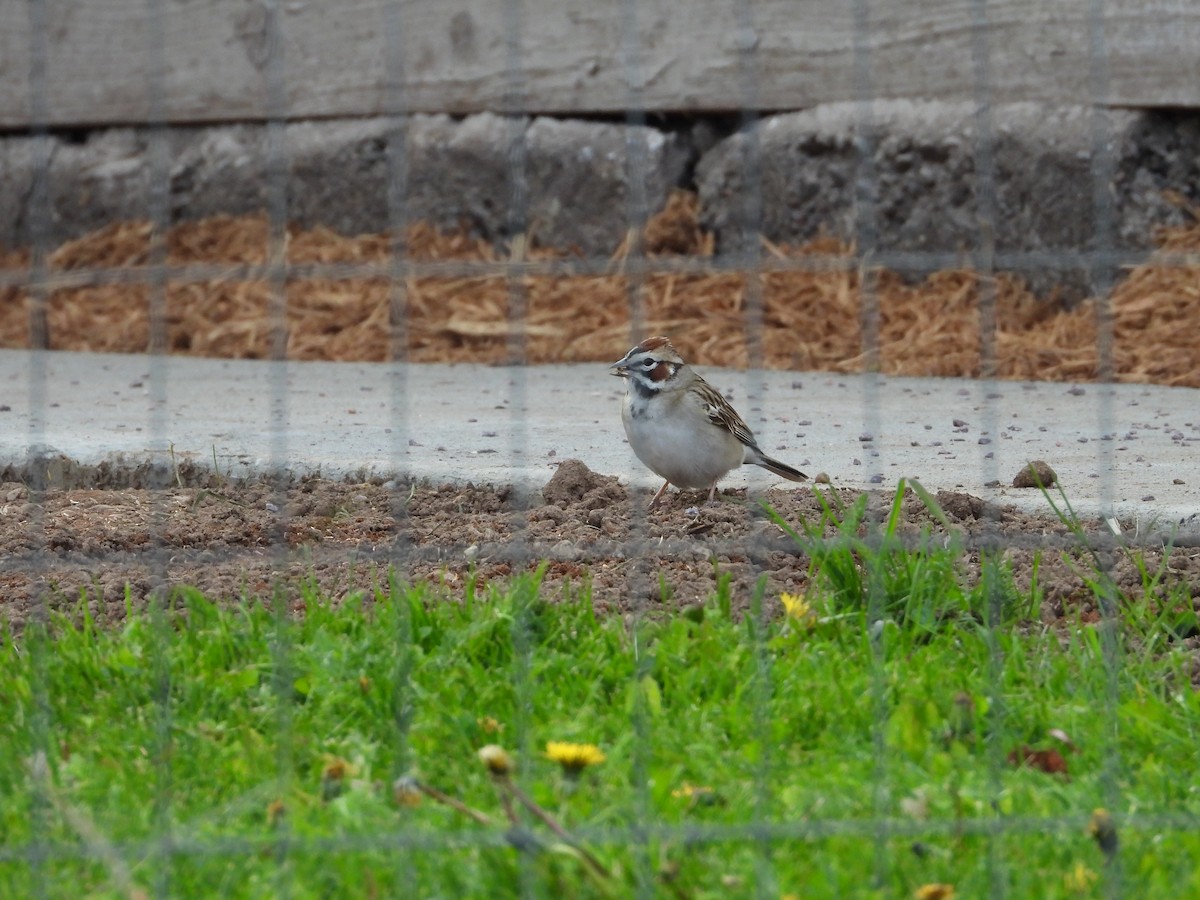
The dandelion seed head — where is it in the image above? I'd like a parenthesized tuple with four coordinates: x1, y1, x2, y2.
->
(478, 744, 515, 776)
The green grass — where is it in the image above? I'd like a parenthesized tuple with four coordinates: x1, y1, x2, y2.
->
(3, 490, 1200, 898)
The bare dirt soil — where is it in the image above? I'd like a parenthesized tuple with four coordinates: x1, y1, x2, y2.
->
(3, 460, 1199, 634)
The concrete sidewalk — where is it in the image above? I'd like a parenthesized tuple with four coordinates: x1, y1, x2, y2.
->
(1, 349, 1197, 530)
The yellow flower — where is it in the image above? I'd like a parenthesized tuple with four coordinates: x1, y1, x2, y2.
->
(1064, 861, 1098, 893)
(478, 744, 515, 776)
(545, 741, 606, 776)
(780, 592, 815, 625)
(671, 781, 724, 807)
(671, 782, 708, 799)
(914, 885, 955, 900)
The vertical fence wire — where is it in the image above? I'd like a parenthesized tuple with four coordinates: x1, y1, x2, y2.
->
(498, 2, 542, 897)
(1085, 3, 1126, 898)
(617, 1, 659, 896)
(847, 1, 895, 891)
(141, 0, 177, 891)
(22, 0, 53, 895)
(259, 2, 299, 896)
(376, 14, 426, 883)
(728, 0, 782, 895)
(965, 4, 1011, 896)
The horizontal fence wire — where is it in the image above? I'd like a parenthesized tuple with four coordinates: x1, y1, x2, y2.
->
(5, 0, 1196, 896)
(4, 247, 1198, 294)
(2, 810, 1200, 867)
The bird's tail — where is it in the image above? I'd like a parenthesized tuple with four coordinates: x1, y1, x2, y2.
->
(751, 451, 809, 483)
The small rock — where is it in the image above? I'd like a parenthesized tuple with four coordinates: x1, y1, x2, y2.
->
(1173, 478, 1185, 485)
(953, 418, 968, 427)
(1012, 460, 1057, 489)
(814, 472, 831, 484)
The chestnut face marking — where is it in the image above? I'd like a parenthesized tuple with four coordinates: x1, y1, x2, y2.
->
(648, 361, 675, 382)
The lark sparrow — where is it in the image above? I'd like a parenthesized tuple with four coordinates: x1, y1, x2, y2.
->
(610, 336, 808, 507)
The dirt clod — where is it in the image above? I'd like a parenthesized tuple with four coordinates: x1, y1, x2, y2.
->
(541, 459, 622, 508)
(1012, 460, 1058, 489)
(936, 490, 986, 521)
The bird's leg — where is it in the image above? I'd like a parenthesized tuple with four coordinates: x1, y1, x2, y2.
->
(648, 480, 672, 509)
(706, 482, 719, 504)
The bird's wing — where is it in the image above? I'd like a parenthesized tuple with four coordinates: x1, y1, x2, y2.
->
(694, 377, 759, 449)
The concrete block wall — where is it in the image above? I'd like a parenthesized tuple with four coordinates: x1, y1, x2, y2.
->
(2, 103, 1198, 298)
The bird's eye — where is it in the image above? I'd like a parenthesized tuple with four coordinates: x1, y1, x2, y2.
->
(641, 358, 655, 368)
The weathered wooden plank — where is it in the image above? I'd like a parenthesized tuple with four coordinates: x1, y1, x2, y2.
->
(1, 0, 1198, 128)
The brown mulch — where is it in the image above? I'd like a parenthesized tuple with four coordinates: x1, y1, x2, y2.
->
(1, 190, 1198, 386)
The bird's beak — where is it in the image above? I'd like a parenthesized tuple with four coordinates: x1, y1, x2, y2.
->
(609, 357, 630, 377)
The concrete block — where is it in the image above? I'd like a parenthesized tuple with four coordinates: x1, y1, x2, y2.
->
(0, 114, 690, 255)
(696, 101, 1200, 299)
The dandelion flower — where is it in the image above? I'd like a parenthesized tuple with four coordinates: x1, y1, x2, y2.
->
(478, 744, 515, 777)
(914, 885, 955, 900)
(545, 741, 606, 777)
(780, 592, 814, 625)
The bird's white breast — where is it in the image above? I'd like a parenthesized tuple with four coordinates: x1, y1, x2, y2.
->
(621, 387, 744, 489)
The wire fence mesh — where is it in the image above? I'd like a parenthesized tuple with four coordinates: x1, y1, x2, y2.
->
(3, 0, 1200, 897)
